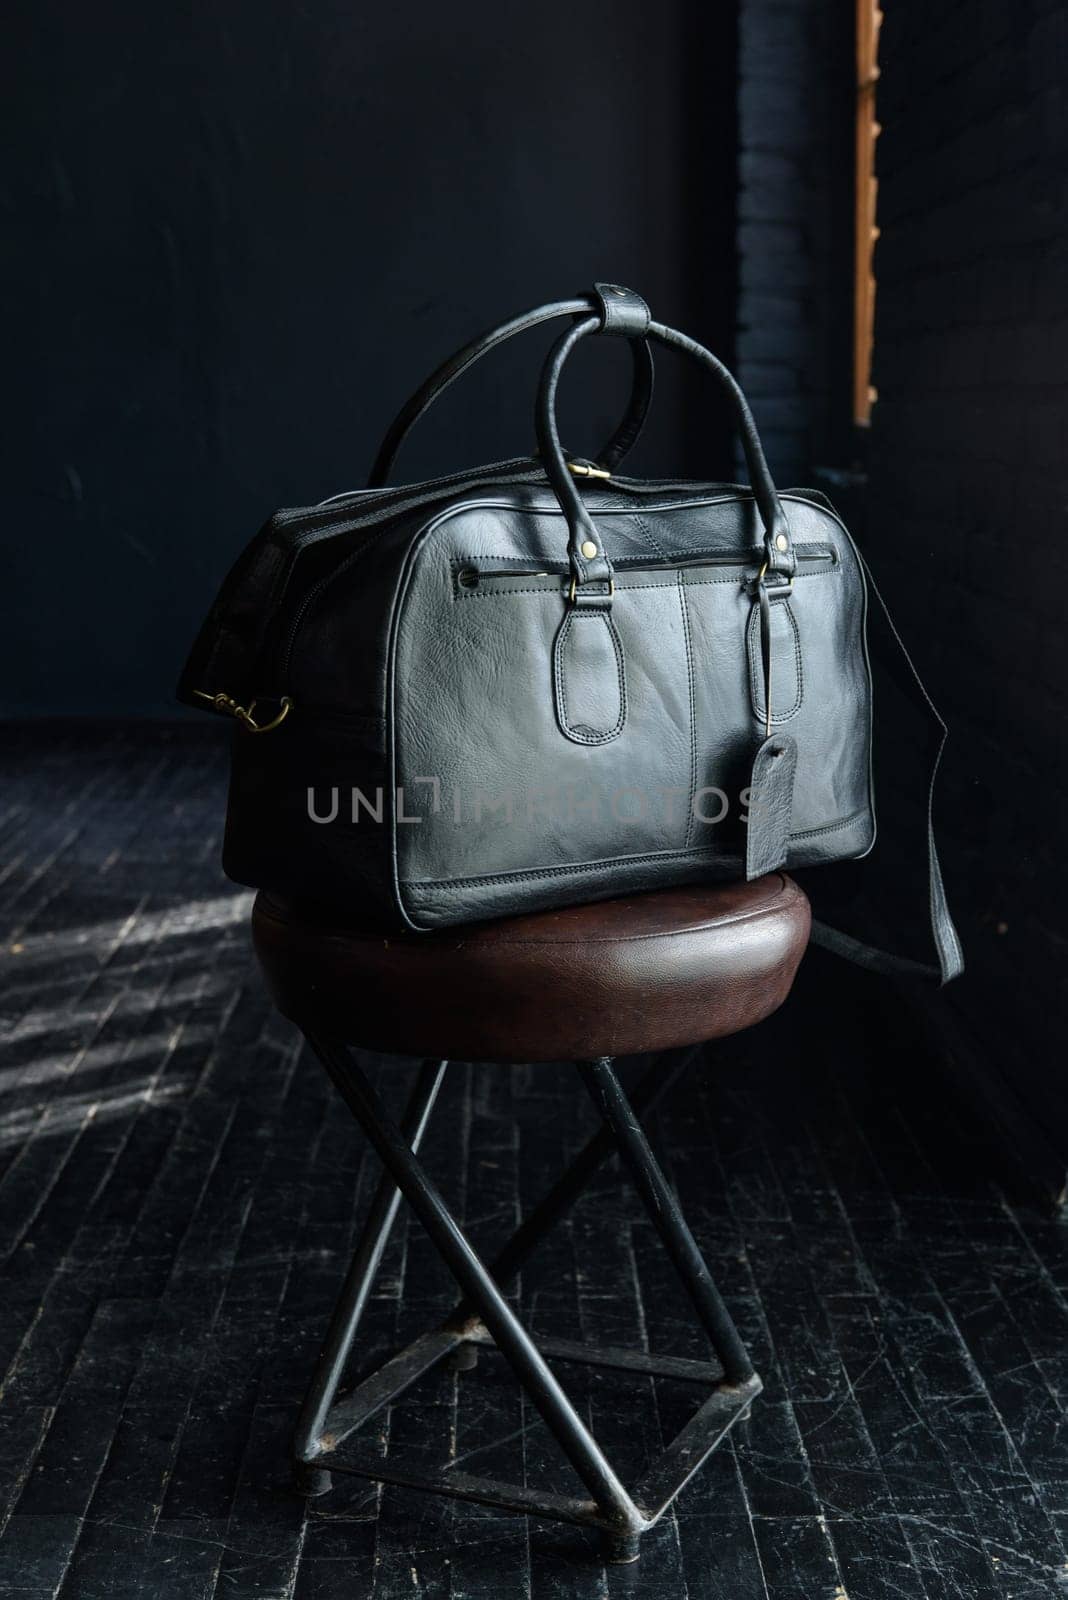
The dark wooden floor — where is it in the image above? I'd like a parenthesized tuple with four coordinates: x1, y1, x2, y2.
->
(2, 726, 1067, 1599)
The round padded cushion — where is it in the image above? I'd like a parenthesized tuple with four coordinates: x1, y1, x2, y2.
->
(252, 874, 811, 1063)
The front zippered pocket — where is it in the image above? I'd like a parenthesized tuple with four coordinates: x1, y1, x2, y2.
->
(272, 479, 743, 681)
(454, 542, 838, 594)
(279, 493, 843, 690)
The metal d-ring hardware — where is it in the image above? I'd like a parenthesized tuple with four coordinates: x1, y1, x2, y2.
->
(751, 559, 793, 597)
(194, 689, 294, 733)
(568, 576, 615, 605)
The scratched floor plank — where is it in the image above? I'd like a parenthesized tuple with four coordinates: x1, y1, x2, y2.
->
(1, 725, 1067, 1599)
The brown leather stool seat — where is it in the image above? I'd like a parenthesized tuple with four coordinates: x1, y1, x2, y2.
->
(252, 872, 811, 1063)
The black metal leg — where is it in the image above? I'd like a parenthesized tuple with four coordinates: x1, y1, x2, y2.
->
(442, 1047, 697, 1340)
(482, 1047, 698, 1294)
(302, 1027, 642, 1536)
(577, 1057, 754, 1386)
(602, 1530, 642, 1565)
(293, 1033, 759, 1559)
(292, 1056, 448, 1491)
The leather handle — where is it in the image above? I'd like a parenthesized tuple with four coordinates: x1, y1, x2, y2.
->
(368, 295, 655, 488)
(536, 313, 796, 593)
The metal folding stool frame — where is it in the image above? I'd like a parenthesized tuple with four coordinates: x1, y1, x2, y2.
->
(293, 1032, 761, 1564)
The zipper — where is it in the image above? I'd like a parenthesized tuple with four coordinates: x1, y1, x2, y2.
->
(255, 466, 755, 664)
(277, 494, 837, 686)
(274, 485, 748, 680)
(272, 463, 748, 543)
(456, 543, 838, 590)
(263, 468, 748, 680)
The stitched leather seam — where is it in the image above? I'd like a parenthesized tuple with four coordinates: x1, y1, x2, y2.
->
(407, 806, 867, 888)
(456, 570, 832, 599)
(453, 541, 834, 569)
(609, 499, 668, 561)
(782, 745, 797, 842)
(454, 555, 567, 567)
(259, 870, 791, 929)
(552, 611, 627, 745)
(788, 807, 870, 839)
(745, 599, 804, 724)
(411, 843, 735, 887)
(677, 573, 698, 849)
(261, 885, 804, 948)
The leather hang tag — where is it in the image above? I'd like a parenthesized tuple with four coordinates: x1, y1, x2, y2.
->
(745, 733, 798, 880)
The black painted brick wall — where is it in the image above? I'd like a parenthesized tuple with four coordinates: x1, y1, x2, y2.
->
(866, 0, 1068, 1149)
(736, 0, 854, 485)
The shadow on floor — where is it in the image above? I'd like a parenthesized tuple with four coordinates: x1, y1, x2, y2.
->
(1, 726, 1067, 1599)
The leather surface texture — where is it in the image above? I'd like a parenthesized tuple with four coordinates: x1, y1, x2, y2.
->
(252, 873, 812, 1062)
(179, 287, 881, 939)
(201, 478, 875, 934)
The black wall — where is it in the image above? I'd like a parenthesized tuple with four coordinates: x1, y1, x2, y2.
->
(735, 0, 855, 486)
(5, 2, 736, 718)
(865, 0, 1068, 1172)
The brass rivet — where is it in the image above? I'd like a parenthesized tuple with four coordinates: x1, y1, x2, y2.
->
(581, 539, 598, 559)
(775, 533, 789, 552)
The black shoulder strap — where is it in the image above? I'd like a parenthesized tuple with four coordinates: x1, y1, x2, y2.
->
(811, 550, 964, 986)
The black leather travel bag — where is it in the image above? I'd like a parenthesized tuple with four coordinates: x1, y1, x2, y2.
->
(179, 285, 961, 981)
